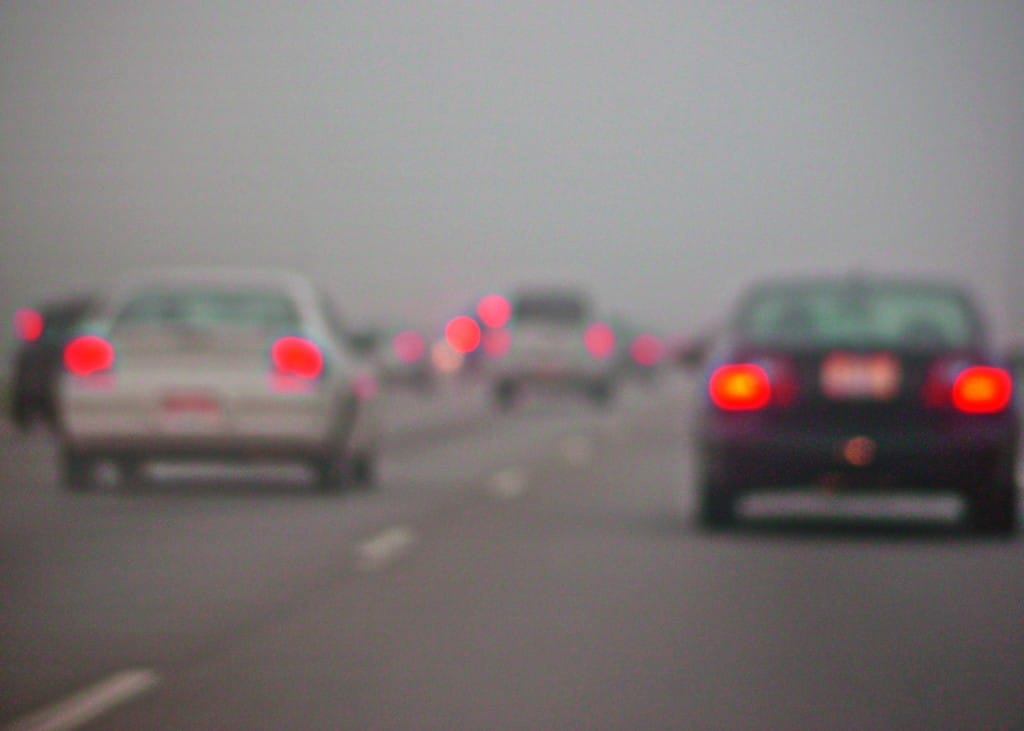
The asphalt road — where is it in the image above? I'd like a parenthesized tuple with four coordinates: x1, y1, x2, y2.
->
(2, 374, 1023, 730)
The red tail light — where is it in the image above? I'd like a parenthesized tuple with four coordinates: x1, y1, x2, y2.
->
(271, 336, 324, 379)
(709, 357, 799, 410)
(709, 363, 772, 411)
(476, 294, 512, 329)
(922, 359, 1013, 414)
(629, 333, 664, 366)
(445, 316, 482, 354)
(952, 366, 1012, 414)
(14, 308, 45, 342)
(584, 322, 616, 359)
(64, 335, 115, 376)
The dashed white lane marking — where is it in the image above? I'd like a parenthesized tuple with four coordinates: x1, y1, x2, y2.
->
(5, 669, 160, 731)
(355, 525, 416, 572)
(489, 468, 528, 500)
(560, 434, 594, 466)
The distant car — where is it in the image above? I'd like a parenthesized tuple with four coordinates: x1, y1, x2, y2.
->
(607, 316, 665, 384)
(10, 294, 98, 430)
(56, 269, 380, 492)
(694, 275, 1019, 534)
(491, 287, 617, 409)
(368, 325, 436, 391)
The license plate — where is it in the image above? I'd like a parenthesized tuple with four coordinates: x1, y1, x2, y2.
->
(820, 352, 901, 400)
(159, 391, 222, 431)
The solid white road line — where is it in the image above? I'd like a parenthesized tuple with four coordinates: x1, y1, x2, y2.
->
(489, 468, 527, 500)
(5, 669, 161, 731)
(355, 525, 416, 572)
(559, 434, 594, 466)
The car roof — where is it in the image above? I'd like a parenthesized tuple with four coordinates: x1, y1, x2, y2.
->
(739, 273, 972, 297)
(110, 268, 312, 291)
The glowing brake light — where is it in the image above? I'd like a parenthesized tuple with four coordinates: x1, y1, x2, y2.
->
(271, 336, 324, 379)
(445, 316, 482, 354)
(14, 308, 45, 342)
(584, 322, 616, 359)
(709, 363, 772, 411)
(64, 335, 115, 376)
(951, 366, 1012, 414)
(476, 294, 512, 329)
(629, 333, 664, 366)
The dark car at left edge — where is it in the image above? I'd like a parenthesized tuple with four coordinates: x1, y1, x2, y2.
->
(9, 294, 98, 430)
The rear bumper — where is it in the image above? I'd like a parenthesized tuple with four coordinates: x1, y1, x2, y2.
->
(59, 378, 342, 457)
(698, 412, 1018, 493)
(497, 360, 613, 386)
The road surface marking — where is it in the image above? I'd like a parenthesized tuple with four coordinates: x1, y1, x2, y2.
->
(560, 434, 594, 466)
(5, 669, 160, 731)
(489, 468, 527, 500)
(355, 525, 415, 571)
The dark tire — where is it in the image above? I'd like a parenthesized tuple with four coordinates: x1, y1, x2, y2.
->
(697, 480, 737, 530)
(312, 452, 348, 493)
(11, 397, 33, 432)
(60, 449, 96, 493)
(494, 380, 519, 411)
(968, 483, 1018, 536)
(588, 379, 614, 407)
(350, 450, 377, 490)
(118, 457, 143, 488)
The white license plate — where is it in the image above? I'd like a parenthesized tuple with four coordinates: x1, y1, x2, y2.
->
(820, 352, 901, 400)
(159, 392, 222, 432)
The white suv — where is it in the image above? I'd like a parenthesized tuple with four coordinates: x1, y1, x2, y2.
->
(492, 288, 617, 409)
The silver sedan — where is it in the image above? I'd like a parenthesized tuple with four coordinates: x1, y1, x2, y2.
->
(56, 269, 380, 492)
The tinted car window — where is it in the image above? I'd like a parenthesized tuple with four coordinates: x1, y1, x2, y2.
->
(112, 289, 300, 331)
(735, 283, 979, 348)
(513, 294, 589, 325)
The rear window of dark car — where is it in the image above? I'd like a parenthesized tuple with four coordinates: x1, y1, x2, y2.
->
(734, 282, 981, 348)
(513, 293, 590, 325)
(112, 288, 300, 332)
(38, 300, 96, 339)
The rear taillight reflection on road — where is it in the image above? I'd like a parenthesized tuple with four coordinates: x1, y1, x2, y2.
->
(65, 335, 116, 376)
(271, 336, 324, 379)
(393, 330, 426, 364)
(352, 371, 379, 400)
(709, 363, 772, 411)
(483, 327, 511, 358)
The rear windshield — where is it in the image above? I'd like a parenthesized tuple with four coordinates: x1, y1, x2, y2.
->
(38, 300, 96, 338)
(514, 294, 589, 325)
(112, 288, 300, 332)
(735, 282, 981, 348)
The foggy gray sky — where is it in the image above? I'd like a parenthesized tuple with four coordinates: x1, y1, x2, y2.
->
(2, 2, 1023, 354)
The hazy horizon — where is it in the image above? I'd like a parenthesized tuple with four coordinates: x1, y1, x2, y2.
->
(2, 2, 1022, 357)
